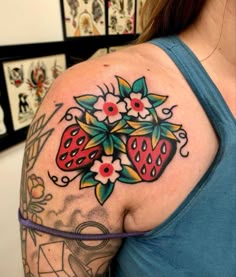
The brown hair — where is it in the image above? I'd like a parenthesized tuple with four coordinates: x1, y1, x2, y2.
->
(137, 0, 206, 43)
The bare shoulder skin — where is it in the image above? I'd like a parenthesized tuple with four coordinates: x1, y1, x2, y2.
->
(20, 44, 219, 276)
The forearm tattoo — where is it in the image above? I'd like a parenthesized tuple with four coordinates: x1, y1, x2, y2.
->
(20, 75, 189, 276)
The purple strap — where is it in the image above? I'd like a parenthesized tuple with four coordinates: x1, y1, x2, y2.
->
(18, 210, 146, 240)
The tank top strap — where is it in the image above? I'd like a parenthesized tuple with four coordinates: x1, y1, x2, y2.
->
(148, 36, 236, 136)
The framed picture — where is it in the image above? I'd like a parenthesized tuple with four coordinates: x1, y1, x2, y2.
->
(136, 0, 145, 34)
(108, 0, 136, 35)
(61, 0, 106, 38)
(0, 42, 67, 151)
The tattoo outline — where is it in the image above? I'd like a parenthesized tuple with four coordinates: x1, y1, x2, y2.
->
(20, 103, 62, 272)
(38, 240, 113, 276)
(75, 221, 110, 250)
(26, 174, 53, 245)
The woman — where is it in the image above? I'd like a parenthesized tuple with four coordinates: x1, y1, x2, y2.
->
(19, 0, 235, 276)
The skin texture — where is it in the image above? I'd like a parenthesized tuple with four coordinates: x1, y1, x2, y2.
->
(20, 0, 235, 275)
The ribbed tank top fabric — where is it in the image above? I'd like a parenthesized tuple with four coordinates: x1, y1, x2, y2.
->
(114, 36, 236, 277)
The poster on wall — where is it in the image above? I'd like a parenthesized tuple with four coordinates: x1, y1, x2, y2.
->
(136, 0, 146, 34)
(2, 54, 66, 131)
(108, 0, 136, 35)
(62, 0, 106, 38)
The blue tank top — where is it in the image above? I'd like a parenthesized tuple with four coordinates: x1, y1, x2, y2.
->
(114, 36, 236, 276)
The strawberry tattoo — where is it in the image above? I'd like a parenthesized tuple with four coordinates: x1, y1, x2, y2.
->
(127, 136, 177, 181)
(50, 76, 189, 205)
(56, 124, 103, 171)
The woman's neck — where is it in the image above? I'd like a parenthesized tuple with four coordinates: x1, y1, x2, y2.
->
(179, 0, 236, 116)
(180, 0, 236, 67)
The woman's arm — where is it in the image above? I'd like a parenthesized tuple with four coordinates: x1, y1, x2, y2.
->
(19, 43, 218, 276)
(19, 60, 133, 276)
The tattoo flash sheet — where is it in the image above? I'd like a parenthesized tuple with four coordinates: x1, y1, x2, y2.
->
(50, 76, 189, 205)
(3, 54, 66, 131)
(136, 0, 146, 34)
(63, 0, 106, 37)
(108, 0, 135, 35)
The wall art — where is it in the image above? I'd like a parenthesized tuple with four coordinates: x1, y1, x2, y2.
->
(136, 0, 146, 34)
(108, 0, 136, 35)
(0, 41, 67, 152)
(2, 54, 66, 131)
(61, 0, 106, 38)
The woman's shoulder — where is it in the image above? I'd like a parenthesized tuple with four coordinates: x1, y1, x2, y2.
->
(48, 42, 180, 106)
(36, 41, 219, 233)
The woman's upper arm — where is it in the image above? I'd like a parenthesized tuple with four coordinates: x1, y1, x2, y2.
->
(19, 47, 208, 276)
(19, 61, 130, 276)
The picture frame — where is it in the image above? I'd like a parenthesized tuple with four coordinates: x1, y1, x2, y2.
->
(107, 0, 136, 35)
(136, 0, 146, 34)
(60, 0, 141, 41)
(60, 0, 106, 39)
(0, 10, 139, 152)
(0, 42, 67, 151)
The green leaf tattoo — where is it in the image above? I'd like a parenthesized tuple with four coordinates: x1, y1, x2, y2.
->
(74, 95, 98, 110)
(96, 182, 115, 205)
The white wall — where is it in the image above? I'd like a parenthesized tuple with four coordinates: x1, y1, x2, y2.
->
(0, 1, 63, 276)
(0, 0, 63, 45)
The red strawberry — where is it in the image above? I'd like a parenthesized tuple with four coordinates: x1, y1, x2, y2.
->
(127, 136, 177, 181)
(56, 124, 103, 171)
